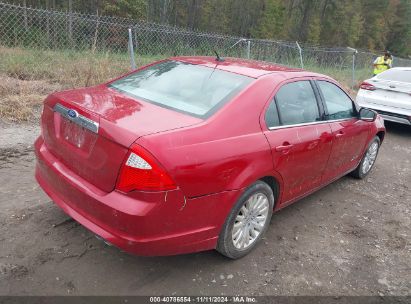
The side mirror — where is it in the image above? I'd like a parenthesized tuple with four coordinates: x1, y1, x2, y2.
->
(359, 108, 377, 122)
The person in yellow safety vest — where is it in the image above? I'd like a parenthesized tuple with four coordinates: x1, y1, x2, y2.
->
(373, 51, 393, 76)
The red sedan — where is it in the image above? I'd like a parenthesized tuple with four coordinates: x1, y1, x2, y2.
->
(35, 57, 385, 258)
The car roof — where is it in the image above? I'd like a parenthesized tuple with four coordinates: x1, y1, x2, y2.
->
(171, 56, 305, 78)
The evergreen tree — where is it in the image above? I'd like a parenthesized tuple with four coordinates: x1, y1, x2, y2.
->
(8, 0, 411, 57)
(251, 0, 285, 40)
(386, 0, 411, 56)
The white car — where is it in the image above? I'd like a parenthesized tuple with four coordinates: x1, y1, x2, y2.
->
(356, 67, 411, 125)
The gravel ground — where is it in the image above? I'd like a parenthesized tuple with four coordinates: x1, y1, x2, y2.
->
(0, 120, 410, 296)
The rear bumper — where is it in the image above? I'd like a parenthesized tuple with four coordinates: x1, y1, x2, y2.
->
(375, 111, 411, 125)
(357, 93, 411, 125)
(34, 136, 240, 256)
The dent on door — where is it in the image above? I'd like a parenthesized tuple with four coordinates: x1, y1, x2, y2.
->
(268, 123, 333, 204)
(322, 119, 369, 181)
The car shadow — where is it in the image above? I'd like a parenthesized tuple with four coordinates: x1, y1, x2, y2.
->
(384, 121, 411, 138)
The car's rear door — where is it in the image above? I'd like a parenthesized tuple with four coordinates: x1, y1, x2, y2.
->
(315, 80, 370, 182)
(262, 79, 333, 204)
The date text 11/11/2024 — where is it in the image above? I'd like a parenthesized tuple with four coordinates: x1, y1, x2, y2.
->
(149, 296, 257, 303)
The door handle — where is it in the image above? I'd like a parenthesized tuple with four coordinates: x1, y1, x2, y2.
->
(335, 132, 344, 138)
(275, 142, 294, 152)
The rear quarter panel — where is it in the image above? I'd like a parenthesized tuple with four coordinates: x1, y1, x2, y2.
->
(136, 75, 280, 198)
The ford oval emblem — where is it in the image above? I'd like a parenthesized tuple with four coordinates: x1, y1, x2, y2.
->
(67, 109, 78, 118)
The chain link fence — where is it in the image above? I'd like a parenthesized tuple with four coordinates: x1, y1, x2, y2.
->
(1, 2, 411, 96)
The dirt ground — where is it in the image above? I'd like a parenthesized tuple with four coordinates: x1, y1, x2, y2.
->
(0, 120, 410, 296)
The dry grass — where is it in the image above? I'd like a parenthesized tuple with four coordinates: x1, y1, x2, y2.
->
(0, 46, 168, 122)
(0, 75, 61, 121)
(0, 46, 140, 122)
(0, 46, 368, 122)
(0, 46, 132, 86)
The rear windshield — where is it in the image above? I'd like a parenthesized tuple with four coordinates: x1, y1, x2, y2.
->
(376, 69, 411, 83)
(108, 60, 253, 118)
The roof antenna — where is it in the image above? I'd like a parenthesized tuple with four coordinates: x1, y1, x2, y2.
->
(214, 50, 224, 62)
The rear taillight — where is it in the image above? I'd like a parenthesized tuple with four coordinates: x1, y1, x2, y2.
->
(360, 82, 376, 91)
(116, 144, 177, 192)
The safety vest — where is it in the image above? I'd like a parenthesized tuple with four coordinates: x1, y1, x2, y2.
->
(373, 56, 392, 75)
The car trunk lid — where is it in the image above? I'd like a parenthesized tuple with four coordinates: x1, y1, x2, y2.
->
(367, 78, 411, 110)
(41, 85, 202, 192)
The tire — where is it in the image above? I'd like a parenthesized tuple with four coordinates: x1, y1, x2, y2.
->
(216, 180, 274, 259)
(351, 136, 381, 179)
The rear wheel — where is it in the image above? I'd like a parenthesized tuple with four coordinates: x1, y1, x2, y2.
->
(351, 136, 380, 179)
(216, 181, 274, 259)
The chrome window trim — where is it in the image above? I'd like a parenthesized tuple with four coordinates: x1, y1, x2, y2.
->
(54, 103, 99, 134)
(268, 117, 356, 131)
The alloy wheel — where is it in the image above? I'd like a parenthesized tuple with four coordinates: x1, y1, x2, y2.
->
(231, 192, 269, 250)
(362, 141, 379, 174)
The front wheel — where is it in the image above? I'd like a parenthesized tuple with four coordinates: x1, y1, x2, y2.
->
(216, 181, 274, 259)
(351, 136, 381, 179)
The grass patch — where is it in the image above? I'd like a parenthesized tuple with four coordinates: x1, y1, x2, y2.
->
(0, 46, 163, 121)
(0, 46, 373, 122)
(306, 64, 372, 95)
(0, 75, 61, 121)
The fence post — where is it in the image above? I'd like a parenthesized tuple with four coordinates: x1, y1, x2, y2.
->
(128, 28, 136, 70)
(296, 41, 303, 69)
(68, 0, 73, 46)
(91, 9, 100, 53)
(246, 40, 251, 59)
(230, 38, 246, 58)
(347, 47, 358, 90)
(46, 0, 50, 43)
(23, 0, 28, 30)
(134, 26, 138, 50)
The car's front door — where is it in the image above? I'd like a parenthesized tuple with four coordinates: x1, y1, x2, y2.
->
(263, 80, 333, 204)
(315, 80, 370, 182)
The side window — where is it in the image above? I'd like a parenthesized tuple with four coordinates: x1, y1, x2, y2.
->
(317, 81, 356, 120)
(265, 98, 280, 128)
(275, 81, 321, 126)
